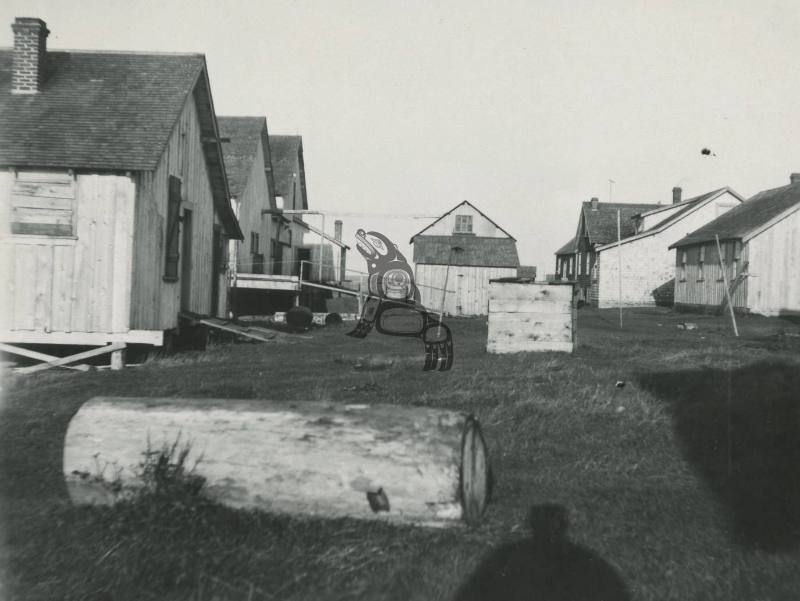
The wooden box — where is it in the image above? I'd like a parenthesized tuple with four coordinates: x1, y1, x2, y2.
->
(487, 280, 575, 354)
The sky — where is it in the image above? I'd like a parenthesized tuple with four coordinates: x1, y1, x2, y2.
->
(2, 0, 799, 273)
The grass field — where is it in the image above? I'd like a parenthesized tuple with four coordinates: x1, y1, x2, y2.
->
(2, 307, 800, 600)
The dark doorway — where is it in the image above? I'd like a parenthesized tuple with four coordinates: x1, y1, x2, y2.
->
(296, 248, 311, 279)
(211, 226, 222, 316)
(180, 209, 193, 312)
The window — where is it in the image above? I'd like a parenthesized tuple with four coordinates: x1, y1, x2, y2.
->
(454, 214, 473, 234)
(11, 169, 75, 236)
(697, 245, 705, 281)
(251, 231, 260, 255)
(164, 175, 182, 281)
(680, 252, 687, 282)
(276, 196, 284, 210)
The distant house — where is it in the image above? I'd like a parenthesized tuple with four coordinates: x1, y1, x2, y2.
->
(554, 237, 577, 282)
(670, 175, 800, 316)
(570, 198, 661, 303)
(410, 201, 519, 316)
(592, 187, 743, 307)
(268, 135, 310, 277)
(218, 116, 276, 278)
(0, 18, 242, 359)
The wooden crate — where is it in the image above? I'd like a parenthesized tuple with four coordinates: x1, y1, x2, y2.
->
(487, 281, 575, 353)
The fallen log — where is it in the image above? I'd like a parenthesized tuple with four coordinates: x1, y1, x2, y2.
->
(63, 397, 490, 527)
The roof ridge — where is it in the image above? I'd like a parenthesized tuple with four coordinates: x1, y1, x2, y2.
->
(36, 48, 206, 57)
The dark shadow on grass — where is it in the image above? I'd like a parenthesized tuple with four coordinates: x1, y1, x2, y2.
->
(638, 361, 800, 552)
(454, 504, 630, 601)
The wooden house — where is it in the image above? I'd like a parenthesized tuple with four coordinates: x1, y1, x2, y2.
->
(592, 187, 743, 307)
(569, 197, 661, 303)
(554, 237, 577, 282)
(0, 18, 242, 365)
(268, 135, 310, 277)
(410, 201, 519, 316)
(670, 175, 800, 317)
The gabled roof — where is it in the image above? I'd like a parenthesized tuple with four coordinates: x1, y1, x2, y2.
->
(0, 50, 202, 169)
(555, 237, 577, 255)
(581, 202, 662, 245)
(218, 116, 276, 212)
(412, 235, 519, 268)
(409, 200, 515, 243)
(596, 187, 744, 251)
(269, 135, 308, 210)
(0, 48, 242, 238)
(670, 182, 800, 249)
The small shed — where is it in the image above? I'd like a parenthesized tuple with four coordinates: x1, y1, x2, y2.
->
(669, 174, 800, 317)
(0, 18, 242, 365)
(410, 201, 519, 316)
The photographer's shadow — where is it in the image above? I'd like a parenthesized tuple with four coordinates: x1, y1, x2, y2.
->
(455, 504, 630, 601)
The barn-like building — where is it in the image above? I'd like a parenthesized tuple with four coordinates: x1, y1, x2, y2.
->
(410, 201, 519, 316)
(670, 175, 800, 316)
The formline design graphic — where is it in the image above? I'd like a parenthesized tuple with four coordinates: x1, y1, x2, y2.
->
(347, 230, 454, 371)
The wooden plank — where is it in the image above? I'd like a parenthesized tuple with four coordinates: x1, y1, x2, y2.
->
(0, 329, 163, 346)
(31, 245, 53, 331)
(198, 318, 276, 342)
(110, 177, 135, 333)
(487, 339, 574, 354)
(15, 342, 126, 374)
(489, 298, 573, 313)
(51, 244, 74, 332)
(13, 245, 36, 330)
(12, 194, 73, 209)
(0, 343, 90, 371)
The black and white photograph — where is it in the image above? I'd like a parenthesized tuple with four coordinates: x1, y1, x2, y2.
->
(1, 1, 799, 599)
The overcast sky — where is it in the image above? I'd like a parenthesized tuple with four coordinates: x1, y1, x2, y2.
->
(2, 0, 799, 272)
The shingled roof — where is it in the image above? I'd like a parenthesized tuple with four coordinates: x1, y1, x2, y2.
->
(670, 182, 800, 248)
(218, 116, 274, 202)
(582, 202, 662, 245)
(555, 237, 577, 255)
(269, 135, 308, 209)
(413, 235, 520, 268)
(595, 187, 744, 251)
(0, 47, 242, 238)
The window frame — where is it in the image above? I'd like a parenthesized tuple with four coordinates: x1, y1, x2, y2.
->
(454, 214, 473, 234)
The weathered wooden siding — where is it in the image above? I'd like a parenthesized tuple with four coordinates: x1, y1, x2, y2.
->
(746, 207, 800, 316)
(229, 141, 272, 275)
(415, 264, 516, 316)
(421, 204, 508, 237)
(0, 169, 136, 334)
(487, 282, 575, 353)
(131, 92, 218, 330)
(672, 241, 749, 309)
(596, 192, 742, 308)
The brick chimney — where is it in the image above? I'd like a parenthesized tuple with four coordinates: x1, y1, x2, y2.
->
(11, 17, 49, 94)
(591, 197, 599, 211)
(672, 187, 682, 204)
(790, 173, 800, 185)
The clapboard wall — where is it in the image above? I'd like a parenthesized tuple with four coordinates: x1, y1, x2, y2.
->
(746, 207, 800, 316)
(0, 168, 136, 335)
(673, 241, 749, 311)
